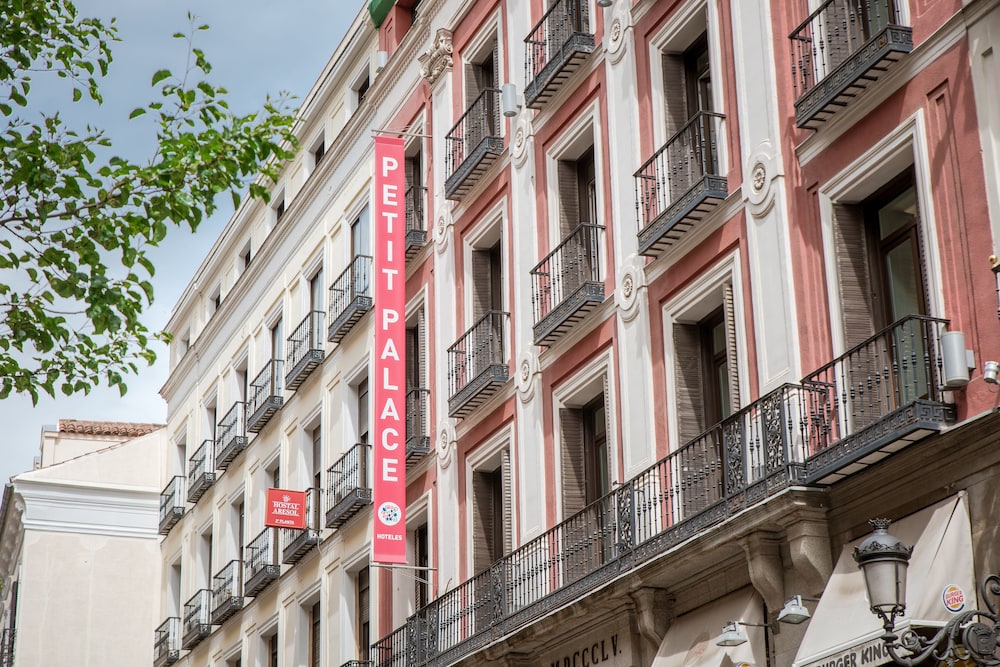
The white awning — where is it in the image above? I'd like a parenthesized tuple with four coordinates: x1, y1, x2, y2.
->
(792, 493, 976, 667)
(653, 587, 766, 667)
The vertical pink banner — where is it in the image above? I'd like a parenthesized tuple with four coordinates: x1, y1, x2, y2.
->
(372, 135, 407, 563)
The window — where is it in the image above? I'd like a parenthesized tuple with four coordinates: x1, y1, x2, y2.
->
(357, 566, 370, 660)
(205, 402, 217, 442)
(471, 450, 511, 573)
(310, 601, 321, 667)
(356, 73, 371, 107)
(168, 559, 182, 617)
(234, 498, 245, 559)
(351, 206, 371, 257)
(240, 243, 252, 272)
(413, 523, 430, 609)
(557, 147, 597, 235)
(471, 241, 503, 320)
(274, 196, 286, 223)
(310, 268, 325, 314)
(405, 150, 425, 233)
(313, 138, 326, 167)
(236, 364, 248, 403)
(311, 426, 322, 491)
(270, 317, 284, 361)
(268, 632, 279, 667)
(672, 284, 740, 442)
(201, 528, 214, 588)
(357, 377, 370, 444)
(464, 38, 499, 143)
(209, 287, 222, 316)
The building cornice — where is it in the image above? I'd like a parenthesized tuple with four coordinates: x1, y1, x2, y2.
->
(14, 477, 158, 540)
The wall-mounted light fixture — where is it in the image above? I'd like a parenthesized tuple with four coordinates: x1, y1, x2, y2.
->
(715, 619, 772, 647)
(597, 0, 614, 7)
(501, 83, 521, 118)
(984, 361, 999, 385)
(776, 595, 818, 625)
(376, 50, 389, 73)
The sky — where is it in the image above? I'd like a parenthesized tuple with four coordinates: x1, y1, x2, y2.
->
(0, 0, 359, 484)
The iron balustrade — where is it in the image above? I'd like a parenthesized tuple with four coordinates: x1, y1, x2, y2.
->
(445, 88, 502, 184)
(248, 358, 284, 432)
(325, 443, 373, 528)
(182, 589, 212, 648)
(406, 388, 431, 463)
(523, 0, 593, 107)
(447, 310, 508, 401)
(790, 0, 902, 99)
(154, 617, 180, 666)
(211, 559, 243, 623)
(0, 629, 13, 667)
(158, 475, 186, 534)
(286, 310, 325, 389)
(530, 223, 604, 326)
(406, 186, 428, 242)
(215, 402, 247, 470)
(328, 255, 373, 342)
(801, 315, 948, 460)
(374, 384, 820, 667)
(244, 527, 280, 596)
(281, 487, 322, 564)
(187, 439, 216, 502)
(635, 111, 725, 234)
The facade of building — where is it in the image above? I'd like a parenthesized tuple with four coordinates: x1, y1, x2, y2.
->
(0, 420, 165, 667)
(154, 0, 1000, 666)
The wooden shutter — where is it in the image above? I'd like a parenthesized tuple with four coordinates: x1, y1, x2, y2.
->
(602, 374, 614, 484)
(500, 447, 513, 555)
(472, 469, 496, 573)
(417, 307, 427, 388)
(833, 204, 875, 348)
(560, 408, 587, 517)
(661, 53, 688, 139)
(673, 323, 705, 443)
(722, 283, 741, 413)
(471, 249, 494, 321)
(558, 160, 580, 237)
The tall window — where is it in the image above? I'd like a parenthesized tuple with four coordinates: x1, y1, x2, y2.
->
(268, 633, 279, 667)
(201, 529, 214, 587)
(471, 450, 511, 574)
(310, 601, 321, 667)
(414, 523, 430, 609)
(465, 38, 499, 143)
(699, 308, 732, 427)
(270, 317, 284, 361)
(234, 499, 245, 559)
(311, 426, 323, 491)
(357, 378, 370, 444)
(352, 206, 371, 257)
(357, 566, 370, 660)
(471, 241, 503, 320)
(310, 269, 325, 313)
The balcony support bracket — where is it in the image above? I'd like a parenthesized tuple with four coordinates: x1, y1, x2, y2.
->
(739, 530, 786, 619)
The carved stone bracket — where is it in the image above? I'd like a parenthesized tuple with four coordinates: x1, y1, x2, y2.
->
(779, 507, 833, 597)
(419, 28, 453, 86)
(739, 530, 786, 616)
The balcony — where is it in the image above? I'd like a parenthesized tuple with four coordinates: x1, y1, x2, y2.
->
(523, 0, 594, 109)
(328, 255, 373, 344)
(1, 629, 14, 667)
(444, 89, 503, 200)
(281, 487, 321, 564)
(244, 528, 280, 597)
(530, 223, 605, 345)
(215, 402, 247, 471)
(635, 111, 727, 257)
(790, 0, 912, 129)
(285, 310, 325, 390)
(325, 443, 372, 529)
(406, 388, 431, 466)
(158, 475, 186, 535)
(154, 617, 180, 667)
(801, 315, 955, 484)
(374, 384, 819, 667)
(405, 186, 428, 260)
(187, 439, 216, 503)
(181, 589, 212, 650)
(447, 311, 509, 419)
(211, 560, 243, 624)
(247, 359, 284, 433)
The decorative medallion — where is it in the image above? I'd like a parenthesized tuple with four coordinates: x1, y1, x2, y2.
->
(516, 349, 539, 401)
(419, 29, 454, 86)
(751, 162, 766, 194)
(511, 117, 533, 168)
(616, 255, 646, 322)
(436, 420, 456, 469)
(606, 12, 631, 65)
(434, 213, 451, 251)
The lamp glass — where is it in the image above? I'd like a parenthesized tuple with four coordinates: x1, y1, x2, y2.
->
(716, 622, 748, 647)
(862, 558, 907, 615)
(777, 596, 810, 625)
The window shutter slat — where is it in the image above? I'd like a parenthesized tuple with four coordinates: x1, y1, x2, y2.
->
(661, 53, 687, 138)
(560, 408, 587, 517)
(722, 283, 741, 413)
(673, 323, 704, 443)
(833, 204, 875, 348)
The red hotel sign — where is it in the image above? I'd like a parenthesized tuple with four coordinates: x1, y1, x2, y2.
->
(265, 488, 307, 529)
(372, 135, 407, 563)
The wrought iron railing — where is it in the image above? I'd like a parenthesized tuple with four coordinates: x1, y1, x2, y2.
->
(406, 186, 427, 238)
(801, 315, 947, 458)
(154, 617, 180, 665)
(445, 88, 502, 182)
(281, 487, 322, 564)
(406, 388, 431, 459)
(447, 310, 508, 401)
(325, 443, 372, 528)
(329, 255, 372, 321)
(0, 629, 13, 667)
(374, 384, 819, 667)
(524, 0, 592, 99)
(159, 475, 186, 534)
(635, 111, 725, 233)
(187, 438, 216, 502)
(215, 401, 247, 470)
(530, 223, 604, 325)
(790, 0, 903, 99)
(286, 310, 325, 387)
(212, 559, 243, 619)
(244, 527, 280, 596)
(182, 589, 212, 645)
(248, 359, 284, 433)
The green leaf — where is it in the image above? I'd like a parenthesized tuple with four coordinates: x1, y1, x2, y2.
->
(128, 107, 146, 119)
(151, 69, 171, 85)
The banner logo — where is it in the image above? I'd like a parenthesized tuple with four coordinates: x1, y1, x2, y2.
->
(942, 584, 966, 613)
(264, 488, 307, 529)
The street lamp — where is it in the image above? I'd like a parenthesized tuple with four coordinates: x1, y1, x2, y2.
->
(854, 518, 1000, 665)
